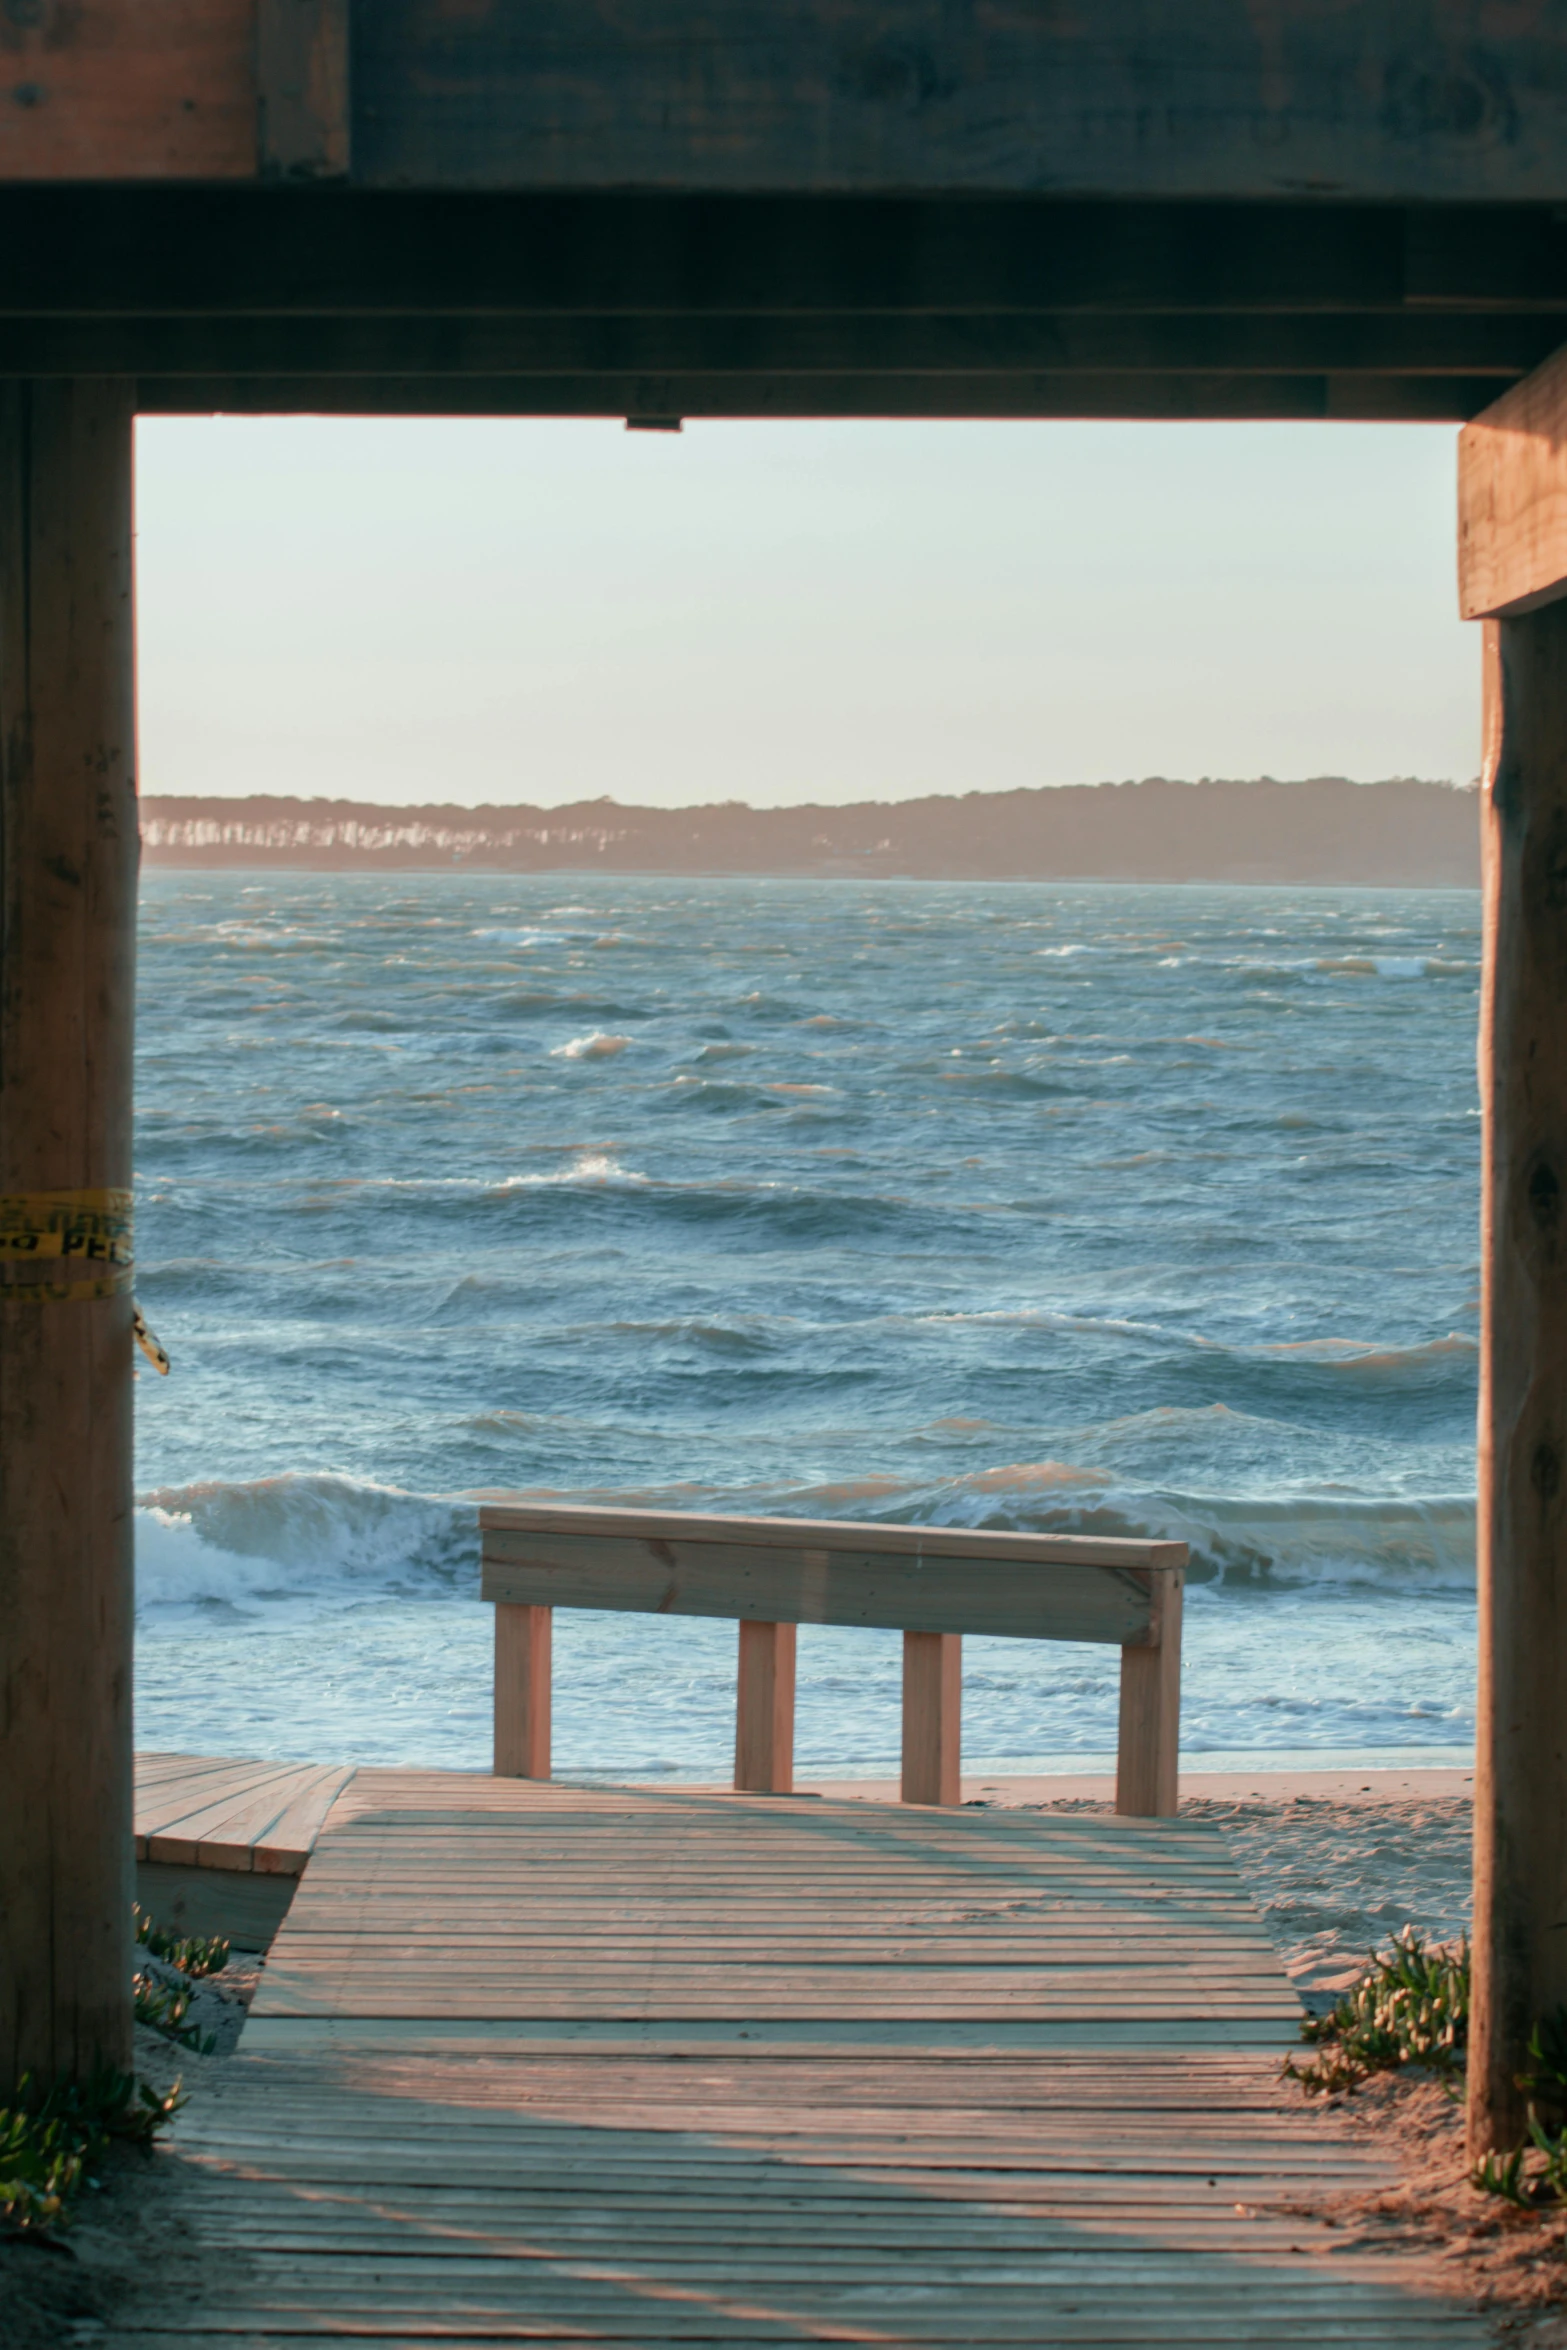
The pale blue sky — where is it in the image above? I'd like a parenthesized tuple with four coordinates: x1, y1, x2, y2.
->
(134, 416, 1479, 809)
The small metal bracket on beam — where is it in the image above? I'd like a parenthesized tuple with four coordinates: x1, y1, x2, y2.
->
(258, 0, 350, 182)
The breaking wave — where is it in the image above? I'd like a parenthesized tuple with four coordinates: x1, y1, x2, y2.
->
(136, 1473, 476, 1612)
(133, 1462, 1475, 1619)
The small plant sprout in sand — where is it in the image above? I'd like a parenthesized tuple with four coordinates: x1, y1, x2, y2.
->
(133, 1903, 231, 1979)
(132, 1901, 231, 2055)
(1471, 2009, 1567, 2209)
(1285, 1926, 1567, 2219)
(0, 2069, 184, 2233)
(1284, 1927, 1469, 2096)
(1, 1905, 223, 2234)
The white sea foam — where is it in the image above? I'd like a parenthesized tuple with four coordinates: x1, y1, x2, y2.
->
(491, 1152, 647, 1186)
(135, 1472, 476, 1615)
(472, 926, 593, 947)
(551, 1031, 633, 1060)
(132, 1458, 1475, 1630)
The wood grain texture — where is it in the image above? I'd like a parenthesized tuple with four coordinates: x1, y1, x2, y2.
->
(1460, 340, 1567, 618)
(901, 1630, 960, 1807)
(481, 1505, 1181, 1644)
(0, 0, 1561, 216)
(133, 1751, 356, 1874)
(132, 1767, 1486, 2343)
(0, 0, 254, 182)
(352, 0, 1567, 204)
(482, 1501, 1185, 1571)
(0, 382, 138, 2084)
(1469, 605, 1567, 2153)
(493, 1601, 551, 1779)
(734, 1619, 794, 1794)
(252, 1772, 1300, 2031)
(1116, 1571, 1185, 1820)
(135, 1858, 298, 1951)
(144, 2045, 1488, 2344)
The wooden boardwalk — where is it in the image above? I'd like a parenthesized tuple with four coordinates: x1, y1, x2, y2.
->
(136, 1754, 356, 1876)
(122, 1775, 1487, 2346)
(135, 1752, 357, 1948)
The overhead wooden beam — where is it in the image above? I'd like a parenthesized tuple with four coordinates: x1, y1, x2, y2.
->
(3, 191, 1565, 322)
(350, 1, 1567, 203)
(0, 309, 1554, 381)
(123, 370, 1498, 422)
(0, 380, 138, 2087)
(2, 6, 1567, 202)
(1460, 343, 1567, 619)
(0, 0, 253, 180)
(0, 1, 347, 183)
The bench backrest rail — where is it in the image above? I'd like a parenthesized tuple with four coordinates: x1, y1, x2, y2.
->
(479, 1504, 1186, 1817)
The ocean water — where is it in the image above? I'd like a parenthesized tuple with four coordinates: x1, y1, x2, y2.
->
(133, 871, 1481, 1779)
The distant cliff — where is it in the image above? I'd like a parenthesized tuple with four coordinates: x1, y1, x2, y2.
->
(141, 777, 1479, 886)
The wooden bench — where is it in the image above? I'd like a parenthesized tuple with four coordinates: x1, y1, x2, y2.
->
(479, 1505, 1188, 1817)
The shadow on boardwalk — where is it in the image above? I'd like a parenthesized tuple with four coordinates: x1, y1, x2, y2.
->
(116, 2039, 1489, 2345)
(116, 1773, 1489, 2346)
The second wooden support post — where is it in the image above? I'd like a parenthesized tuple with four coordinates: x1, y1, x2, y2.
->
(901, 1631, 961, 1805)
(735, 1619, 796, 1792)
(494, 1601, 551, 1778)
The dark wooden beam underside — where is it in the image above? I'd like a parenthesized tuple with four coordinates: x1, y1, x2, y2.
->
(1, 189, 1562, 420)
(4, 314, 1558, 379)
(121, 372, 1501, 421)
(6, 194, 1567, 317)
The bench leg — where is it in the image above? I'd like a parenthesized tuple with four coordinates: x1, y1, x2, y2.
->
(901, 1631, 961, 1805)
(735, 1619, 796, 1793)
(1115, 1578, 1183, 1818)
(494, 1602, 551, 1778)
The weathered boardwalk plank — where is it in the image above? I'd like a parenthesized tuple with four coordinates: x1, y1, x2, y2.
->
(117, 1773, 1486, 2345)
(133, 1750, 357, 1949)
(135, 1751, 356, 1874)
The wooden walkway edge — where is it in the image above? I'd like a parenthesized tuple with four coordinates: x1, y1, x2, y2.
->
(117, 1774, 1488, 2346)
(134, 1752, 357, 1950)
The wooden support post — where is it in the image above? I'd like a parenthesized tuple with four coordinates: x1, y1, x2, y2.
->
(1470, 607, 1567, 2155)
(0, 382, 139, 2086)
(734, 1619, 796, 1793)
(901, 1630, 961, 1805)
(1115, 1570, 1183, 1819)
(493, 1602, 551, 1778)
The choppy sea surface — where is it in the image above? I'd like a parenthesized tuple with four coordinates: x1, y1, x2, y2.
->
(133, 871, 1481, 1779)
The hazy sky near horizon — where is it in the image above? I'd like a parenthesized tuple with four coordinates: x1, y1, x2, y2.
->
(135, 416, 1479, 810)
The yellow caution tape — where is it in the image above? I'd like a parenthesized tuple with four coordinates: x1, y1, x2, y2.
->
(0, 1187, 134, 1303)
(133, 1303, 171, 1376)
(0, 1191, 171, 1372)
